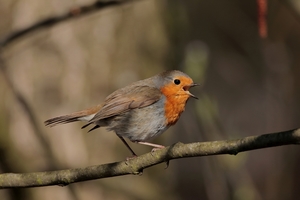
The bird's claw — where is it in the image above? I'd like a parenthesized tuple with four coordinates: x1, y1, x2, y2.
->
(125, 154, 137, 165)
(150, 146, 165, 156)
(164, 160, 170, 169)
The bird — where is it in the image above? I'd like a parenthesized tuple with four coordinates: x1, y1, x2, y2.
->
(44, 70, 198, 156)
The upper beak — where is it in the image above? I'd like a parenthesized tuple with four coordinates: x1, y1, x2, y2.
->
(184, 83, 199, 99)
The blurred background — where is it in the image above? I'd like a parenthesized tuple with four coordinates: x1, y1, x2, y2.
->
(0, 0, 300, 199)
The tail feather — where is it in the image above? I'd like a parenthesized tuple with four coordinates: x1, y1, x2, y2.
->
(44, 114, 82, 127)
(87, 125, 100, 132)
(81, 122, 93, 129)
(45, 104, 102, 128)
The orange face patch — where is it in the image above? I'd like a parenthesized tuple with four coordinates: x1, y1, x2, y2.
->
(160, 76, 194, 125)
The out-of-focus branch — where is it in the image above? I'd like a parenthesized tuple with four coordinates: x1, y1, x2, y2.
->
(0, 128, 299, 189)
(0, 54, 80, 199)
(0, 57, 58, 169)
(0, 0, 125, 48)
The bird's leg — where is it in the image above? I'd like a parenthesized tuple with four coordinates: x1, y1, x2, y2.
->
(137, 141, 165, 149)
(117, 135, 137, 157)
(136, 141, 165, 152)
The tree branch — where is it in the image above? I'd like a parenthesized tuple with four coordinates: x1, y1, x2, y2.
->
(0, 0, 127, 47)
(1, 128, 299, 189)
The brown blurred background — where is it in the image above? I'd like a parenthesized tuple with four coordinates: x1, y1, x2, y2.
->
(1, 0, 300, 199)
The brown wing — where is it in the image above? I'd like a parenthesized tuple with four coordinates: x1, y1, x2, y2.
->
(88, 86, 162, 123)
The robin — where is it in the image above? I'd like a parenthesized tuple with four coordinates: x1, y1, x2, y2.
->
(45, 70, 198, 156)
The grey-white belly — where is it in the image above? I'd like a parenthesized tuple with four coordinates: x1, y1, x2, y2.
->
(103, 98, 168, 142)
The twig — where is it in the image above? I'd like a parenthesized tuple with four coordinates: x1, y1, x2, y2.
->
(0, 0, 124, 48)
(0, 128, 299, 188)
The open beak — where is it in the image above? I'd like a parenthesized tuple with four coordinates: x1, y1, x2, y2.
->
(184, 83, 199, 99)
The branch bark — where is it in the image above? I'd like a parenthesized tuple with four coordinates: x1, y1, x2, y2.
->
(1, 128, 300, 189)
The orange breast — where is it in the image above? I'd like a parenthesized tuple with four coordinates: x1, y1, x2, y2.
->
(161, 84, 190, 126)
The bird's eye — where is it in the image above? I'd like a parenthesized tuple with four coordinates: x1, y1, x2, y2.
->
(174, 79, 181, 85)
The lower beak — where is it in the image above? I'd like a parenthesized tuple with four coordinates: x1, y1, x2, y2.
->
(187, 91, 198, 99)
(185, 83, 199, 99)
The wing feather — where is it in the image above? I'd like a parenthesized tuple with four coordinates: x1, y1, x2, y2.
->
(88, 86, 162, 123)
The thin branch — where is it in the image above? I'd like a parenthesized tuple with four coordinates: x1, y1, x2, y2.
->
(0, 0, 126, 47)
(1, 128, 299, 189)
(0, 48, 81, 200)
(0, 57, 59, 168)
